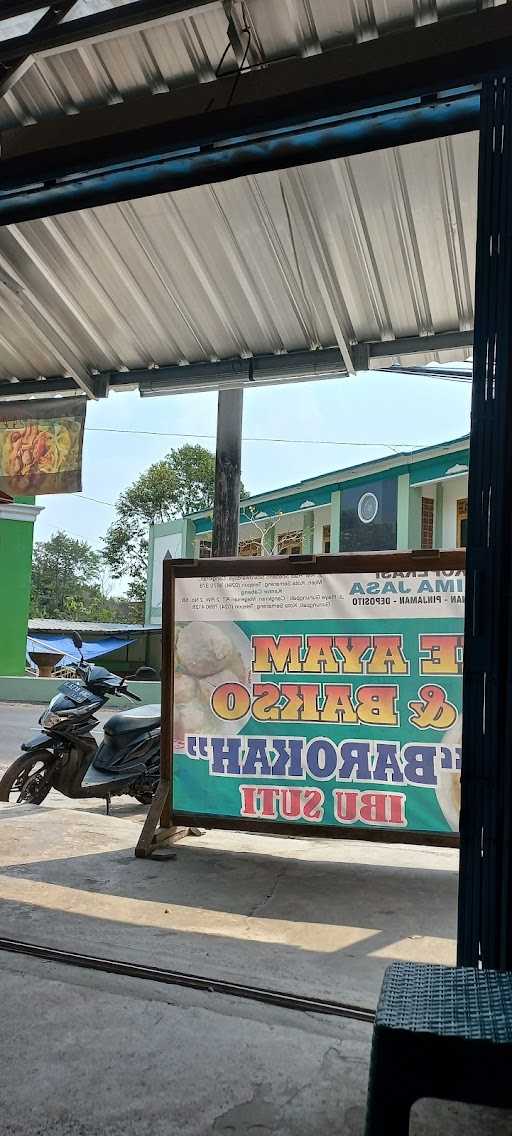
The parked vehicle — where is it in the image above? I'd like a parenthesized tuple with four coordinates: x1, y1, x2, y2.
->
(0, 633, 160, 809)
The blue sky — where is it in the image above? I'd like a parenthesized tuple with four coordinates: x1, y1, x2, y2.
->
(34, 369, 472, 564)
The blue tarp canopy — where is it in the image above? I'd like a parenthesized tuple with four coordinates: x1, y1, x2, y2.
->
(27, 634, 134, 666)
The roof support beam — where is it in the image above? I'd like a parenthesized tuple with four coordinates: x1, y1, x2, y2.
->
(0, 91, 479, 226)
(0, 329, 474, 401)
(3, 4, 505, 221)
(369, 329, 474, 359)
(0, 2, 502, 157)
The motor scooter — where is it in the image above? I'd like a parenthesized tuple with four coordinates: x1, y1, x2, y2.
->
(0, 632, 161, 810)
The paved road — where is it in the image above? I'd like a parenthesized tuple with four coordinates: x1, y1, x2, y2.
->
(0, 702, 111, 774)
(0, 701, 146, 821)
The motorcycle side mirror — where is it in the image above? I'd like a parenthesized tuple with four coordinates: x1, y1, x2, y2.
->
(134, 666, 157, 680)
(71, 631, 83, 650)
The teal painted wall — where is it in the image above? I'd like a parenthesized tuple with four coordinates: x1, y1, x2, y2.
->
(0, 512, 35, 675)
(193, 447, 469, 539)
(409, 450, 469, 486)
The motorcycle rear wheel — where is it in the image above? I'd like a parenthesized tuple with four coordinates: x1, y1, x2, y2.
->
(0, 752, 53, 804)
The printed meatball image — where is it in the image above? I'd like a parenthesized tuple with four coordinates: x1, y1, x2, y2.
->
(175, 699, 209, 734)
(198, 669, 245, 707)
(176, 622, 234, 677)
(174, 673, 198, 705)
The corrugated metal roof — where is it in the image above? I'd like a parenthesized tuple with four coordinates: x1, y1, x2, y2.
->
(0, 0, 501, 130)
(28, 617, 151, 632)
(0, 130, 477, 382)
(0, 0, 479, 390)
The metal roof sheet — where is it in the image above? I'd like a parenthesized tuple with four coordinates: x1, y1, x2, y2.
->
(0, 0, 501, 131)
(0, 130, 477, 384)
(0, 0, 479, 394)
(28, 617, 149, 632)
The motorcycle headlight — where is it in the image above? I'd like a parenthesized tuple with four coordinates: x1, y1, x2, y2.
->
(41, 710, 64, 729)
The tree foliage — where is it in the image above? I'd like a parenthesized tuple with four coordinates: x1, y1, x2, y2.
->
(103, 444, 228, 604)
(30, 531, 142, 623)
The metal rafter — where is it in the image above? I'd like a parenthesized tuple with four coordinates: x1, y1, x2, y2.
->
(0, 260, 96, 397)
(0, 0, 77, 99)
(0, 0, 222, 62)
(0, 6, 503, 224)
(0, 2, 54, 16)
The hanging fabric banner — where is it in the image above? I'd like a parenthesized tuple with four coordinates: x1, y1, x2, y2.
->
(0, 397, 86, 496)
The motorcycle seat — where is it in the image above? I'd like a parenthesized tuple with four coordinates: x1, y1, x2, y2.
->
(105, 704, 161, 736)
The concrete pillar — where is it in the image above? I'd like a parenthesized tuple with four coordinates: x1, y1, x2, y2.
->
(330, 490, 341, 552)
(408, 486, 422, 551)
(396, 473, 410, 550)
(302, 510, 314, 553)
(435, 483, 444, 549)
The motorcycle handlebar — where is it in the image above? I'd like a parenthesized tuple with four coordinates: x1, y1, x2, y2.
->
(120, 687, 142, 702)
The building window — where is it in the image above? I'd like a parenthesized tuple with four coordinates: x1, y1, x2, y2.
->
(421, 497, 434, 550)
(457, 498, 468, 548)
(238, 538, 262, 557)
(322, 524, 331, 553)
(199, 539, 212, 558)
(278, 530, 302, 555)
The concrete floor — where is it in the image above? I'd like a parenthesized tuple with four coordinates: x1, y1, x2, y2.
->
(0, 703, 511, 1133)
(0, 935, 510, 1136)
(0, 802, 459, 1005)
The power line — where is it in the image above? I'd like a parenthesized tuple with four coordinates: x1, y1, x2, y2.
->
(85, 426, 431, 449)
(75, 493, 117, 508)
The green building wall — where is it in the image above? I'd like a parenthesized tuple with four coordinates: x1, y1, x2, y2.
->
(0, 504, 38, 676)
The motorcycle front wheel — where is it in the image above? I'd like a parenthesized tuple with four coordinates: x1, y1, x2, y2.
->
(0, 752, 53, 804)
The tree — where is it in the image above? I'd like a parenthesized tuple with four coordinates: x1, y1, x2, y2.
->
(31, 531, 103, 619)
(240, 505, 284, 554)
(104, 444, 246, 604)
(30, 531, 142, 623)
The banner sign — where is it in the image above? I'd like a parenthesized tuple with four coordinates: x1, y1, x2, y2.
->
(171, 568, 464, 838)
(0, 397, 86, 496)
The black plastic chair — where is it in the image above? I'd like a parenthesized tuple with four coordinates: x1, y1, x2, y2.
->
(365, 961, 512, 1135)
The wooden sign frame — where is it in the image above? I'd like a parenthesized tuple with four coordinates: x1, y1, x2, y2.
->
(136, 549, 465, 857)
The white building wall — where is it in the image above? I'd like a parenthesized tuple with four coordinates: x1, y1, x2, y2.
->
(442, 476, 468, 548)
(313, 504, 331, 552)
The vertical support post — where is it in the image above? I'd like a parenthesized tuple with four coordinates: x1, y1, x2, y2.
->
(396, 474, 410, 550)
(407, 487, 422, 550)
(212, 389, 243, 557)
(435, 483, 444, 549)
(330, 490, 341, 552)
(302, 510, 314, 553)
(144, 523, 155, 626)
(458, 75, 512, 969)
(135, 553, 175, 856)
(160, 553, 174, 829)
